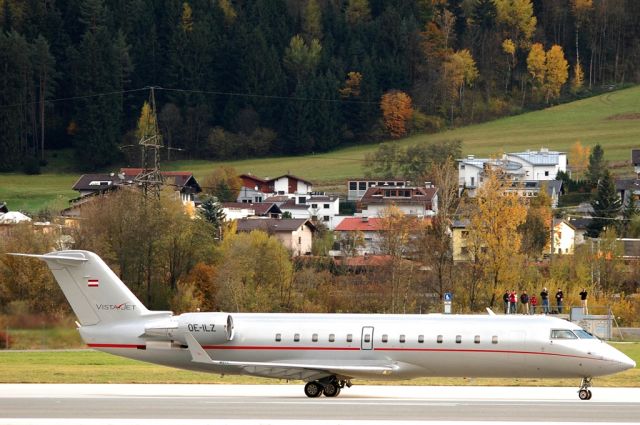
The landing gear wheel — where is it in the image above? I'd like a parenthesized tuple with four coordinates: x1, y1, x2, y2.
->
(304, 381, 323, 398)
(323, 382, 340, 397)
(578, 377, 593, 401)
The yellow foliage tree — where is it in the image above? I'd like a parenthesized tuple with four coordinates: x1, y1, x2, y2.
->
(494, 0, 537, 48)
(468, 168, 527, 307)
(526, 42, 546, 94)
(544, 45, 569, 102)
(571, 61, 584, 93)
(569, 140, 590, 179)
(380, 90, 413, 138)
(345, 0, 371, 25)
(136, 101, 158, 142)
(339, 71, 362, 98)
(218, 0, 237, 25)
(180, 2, 193, 32)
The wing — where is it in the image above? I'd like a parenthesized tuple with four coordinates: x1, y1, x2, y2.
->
(184, 333, 396, 381)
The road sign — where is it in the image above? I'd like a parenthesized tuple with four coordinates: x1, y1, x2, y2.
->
(444, 292, 453, 301)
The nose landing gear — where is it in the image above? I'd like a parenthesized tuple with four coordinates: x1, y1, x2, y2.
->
(578, 377, 593, 400)
(303, 376, 350, 398)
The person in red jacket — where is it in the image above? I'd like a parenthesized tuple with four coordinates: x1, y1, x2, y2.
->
(530, 294, 538, 314)
(509, 290, 517, 314)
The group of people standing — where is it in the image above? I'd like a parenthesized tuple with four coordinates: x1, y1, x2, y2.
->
(503, 288, 589, 315)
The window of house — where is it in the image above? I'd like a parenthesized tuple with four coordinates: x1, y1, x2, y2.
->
(294, 333, 300, 342)
(346, 334, 353, 342)
(545, 171, 549, 176)
(492, 336, 498, 344)
(299, 196, 306, 204)
(460, 164, 465, 169)
(312, 333, 318, 342)
(323, 216, 330, 221)
(255, 197, 262, 202)
(381, 334, 388, 343)
(437, 335, 443, 344)
(461, 247, 469, 255)
(418, 335, 424, 343)
(474, 335, 480, 344)
(329, 334, 335, 342)
(399, 335, 406, 343)
(298, 237, 301, 244)
(455, 335, 462, 344)
(275, 333, 281, 342)
(324, 204, 330, 208)
(359, 182, 366, 190)
(349, 182, 357, 190)
(461, 231, 469, 238)
(311, 203, 318, 209)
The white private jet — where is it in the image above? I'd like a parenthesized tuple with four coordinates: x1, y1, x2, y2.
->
(12, 250, 635, 400)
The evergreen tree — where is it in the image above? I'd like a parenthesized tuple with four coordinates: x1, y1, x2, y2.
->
(587, 169, 622, 238)
(586, 143, 605, 187)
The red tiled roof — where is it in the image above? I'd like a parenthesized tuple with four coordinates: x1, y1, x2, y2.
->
(335, 217, 383, 231)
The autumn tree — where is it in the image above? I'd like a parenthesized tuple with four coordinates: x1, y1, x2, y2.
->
(345, 0, 371, 26)
(283, 34, 321, 82)
(544, 45, 569, 102)
(202, 166, 242, 202)
(442, 49, 479, 120)
(502, 38, 516, 91)
(494, 0, 537, 48)
(136, 101, 158, 142)
(518, 186, 552, 259)
(569, 141, 590, 179)
(467, 168, 527, 307)
(216, 230, 294, 312)
(380, 90, 413, 138)
(526, 43, 546, 99)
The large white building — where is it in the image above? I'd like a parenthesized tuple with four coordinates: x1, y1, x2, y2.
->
(458, 148, 567, 197)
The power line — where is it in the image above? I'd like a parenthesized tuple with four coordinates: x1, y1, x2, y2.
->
(0, 87, 149, 110)
(0, 85, 379, 111)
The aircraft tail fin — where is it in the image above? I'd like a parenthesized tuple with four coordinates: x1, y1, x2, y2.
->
(10, 250, 149, 326)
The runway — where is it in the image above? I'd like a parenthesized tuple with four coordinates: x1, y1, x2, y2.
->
(1, 384, 639, 424)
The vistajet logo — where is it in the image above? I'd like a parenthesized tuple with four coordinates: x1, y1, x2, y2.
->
(96, 303, 136, 311)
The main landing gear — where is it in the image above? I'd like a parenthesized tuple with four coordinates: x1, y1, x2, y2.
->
(304, 376, 351, 398)
(578, 377, 593, 400)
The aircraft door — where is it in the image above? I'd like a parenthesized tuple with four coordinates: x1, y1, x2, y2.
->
(361, 326, 374, 350)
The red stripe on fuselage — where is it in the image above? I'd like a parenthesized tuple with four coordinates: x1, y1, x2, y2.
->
(86, 343, 595, 360)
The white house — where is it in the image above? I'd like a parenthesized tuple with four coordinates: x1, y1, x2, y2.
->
(359, 185, 438, 218)
(279, 194, 342, 229)
(552, 219, 577, 255)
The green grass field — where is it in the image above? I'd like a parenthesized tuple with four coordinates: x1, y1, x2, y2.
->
(0, 342, 637, 386)
(2, 86, 640, 213)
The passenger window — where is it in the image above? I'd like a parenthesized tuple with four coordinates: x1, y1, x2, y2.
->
(364, 334, 371, 343)
(574, 330, 596, 339)
(418, 335, 424, 343)
(382, 334, 388, 343)
(550, 329, 578, 339)
(455, 335, 461, 344)
(474, 335, 480, 344)
(346, 334, 353, 342)
(329, 334, 335, 342)
(492, 336, 498, 344)
(437, 335, 443, 344)
(275, 333, 281, 342)
(399, 335, 405, 343)
(312, 333, 318, 342)
(294, 333, 300, 342)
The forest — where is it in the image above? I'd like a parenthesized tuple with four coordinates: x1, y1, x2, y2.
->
(1, 0, 639, 172)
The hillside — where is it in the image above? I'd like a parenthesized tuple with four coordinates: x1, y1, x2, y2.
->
(2, 85, 639, 213)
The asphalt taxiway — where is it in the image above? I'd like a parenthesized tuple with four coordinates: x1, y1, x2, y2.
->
(0, 384, 639, 424)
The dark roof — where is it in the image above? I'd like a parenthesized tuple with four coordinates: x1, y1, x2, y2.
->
(0, 202, 8, 214)
(72, 173, 125, 191)
(279, 199, 310, 210)
(263, 195, 291, 203)
(253, 203, 282, 216)
(632, 149, 640, 165)
(120, 168, 201, 192)
(567, 217, 592, 230)
(360, 186, 438, 206)
(236, 218, 315, 233)
(239, 174, 268, 184)
(221, 202, 253, 209)
(616, 178, 640, 191)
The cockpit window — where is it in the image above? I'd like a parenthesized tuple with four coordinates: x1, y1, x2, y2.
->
(574, 330, 597, 339)
(550, 329, 578, 339)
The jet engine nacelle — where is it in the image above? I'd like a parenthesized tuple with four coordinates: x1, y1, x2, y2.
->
(174, 312, 235, 345)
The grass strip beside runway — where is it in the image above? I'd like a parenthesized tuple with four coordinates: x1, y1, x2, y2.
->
(0, 343, 637, 386)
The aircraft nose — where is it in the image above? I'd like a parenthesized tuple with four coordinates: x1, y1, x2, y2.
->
(605, 348, 636, 372)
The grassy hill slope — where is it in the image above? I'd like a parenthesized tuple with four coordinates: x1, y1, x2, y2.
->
(2, 86, 639, 213)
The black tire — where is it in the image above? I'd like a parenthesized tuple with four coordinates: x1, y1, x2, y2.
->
(304, 381, 323, 398)
(323, 382, 339, 397)
(587, 390, 592, 400)
(578, 389, 589, 400)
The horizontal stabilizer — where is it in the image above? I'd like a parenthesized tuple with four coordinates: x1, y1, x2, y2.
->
(10, 252, 88, 262)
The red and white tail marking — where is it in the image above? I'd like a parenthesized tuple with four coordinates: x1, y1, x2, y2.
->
(87, 279, 99, 288)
